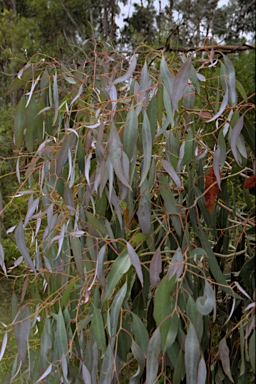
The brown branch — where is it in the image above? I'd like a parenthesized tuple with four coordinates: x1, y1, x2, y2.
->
(162, 44, 256, 54)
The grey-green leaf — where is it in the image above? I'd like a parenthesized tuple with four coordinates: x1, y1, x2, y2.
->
(185, 322, 200, 384)
(196, 280, 215, 316)
(146, 328, 161, 384)
(219, 338, 234, 383)
(140, 111, 152, 186)
(14, 305, 31, 364)
(15, 222, 36, 273)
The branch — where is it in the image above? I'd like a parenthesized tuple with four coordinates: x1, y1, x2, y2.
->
(162, 44, 256, 54)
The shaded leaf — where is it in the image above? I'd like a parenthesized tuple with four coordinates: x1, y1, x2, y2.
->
(15, 222, 36, 273)
(123, 105, 138, 160)
(137, 194, 151, 235)
(14, 305, 31, 364)
(140, 111, 152, 186)
(168, 247, 184, 281)
(197, 357, 207, 384)
(96, 245, 106, 288)
(132, 313, 149, 356)
(14, 96, 26, 149)
(70, 237, 84, 276)
(230, 115, 244, 164)
(160, 55, 174, 97)
(243, 175, 256, 189)
(171, 57, 192, 111)
(150, 248, 162, 287)
(185, 322, 200, 384)
(92, 305, 106, 354)
(206, 86, 228, 123)
(223, 55, 237, 106)
(35, 364, 52, 383)
(110, 283, 127, 339)
(249, 330, 255, 374)
(99, 344, 115, 384)
(219, 338, 234, 383)
(162, 159, 182, 189)
(127, 242, 143, 286)
(130, 340, 145, 384)
(146, 328, 161, 384)
(104, 251, 131, 301)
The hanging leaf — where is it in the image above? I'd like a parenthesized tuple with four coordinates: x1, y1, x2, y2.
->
(99, 344, 115, 384)
(92, 305, 106, 354)
(150, 248, 162, 287)
(104, 251, 131, 301)
(14, 96, 26, 149)
(137, 194, 151, 235)
(113, 55, 137, 85)
(171, 57, 192, 111)
(14, 305, 31, 364)
(185, 322, 200, 384)
(108, 123, 130, 189)
(110, 283, 127, 340)
(82, 364, 92, 384)
(146, 328, 161, 384)
(168, 247, 184, 281)
(230, 115, 244, 164)
(223, 55, 237, 106)
(56, 132, 77, 176)
(15, 222, 36, 273)
(127, 242, 143, 286)
(196, 280, 215, 315)
(162, 159, 182, 190)
(219, 338, 234, 383)
(0, 243, 7, 276)
(197, 357, 207, 384)
(243, 175, 256, 189)
(123, 105, 138, 160)
(132, 313, 149, 356)
(206, 86, 228, 123)
(204, 167, 222, 214)
(160, 55, 174, 97)
(140, 111, 152, 186)
(96, 245, 106, 288)
(130, 340, 145, 384)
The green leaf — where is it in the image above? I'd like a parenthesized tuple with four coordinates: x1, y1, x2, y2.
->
(92, 304, 106, 354)
(242, 116, 256, 155)
(236, 79, 247, 102)
(14, 96, 26, 149)
(127, 242, 143, 286)
(185, 322, 200, 384)
(153, 274, 176, 350)
(15, 221, 36, 273)
(104, 251, 131, 301)
(171, 57, 192, 111)
(140, 111, 152, 186)
(123, 105, 138, 160)
(132, 313, 149, 356)
(99, 344, 115, 384)
(110, 283, 127, 341)
(53, 72, 59, 124)
(70, 237, 84, 276)
(86, 211, 108, 238)
(223, 55, 237, 106)
(55, 307, 69, 361)
(130, 340, 145, 384)
(146, 328, 161, 384)
(160, 55, 174, 97)
(249, 330, 255, 374)
(14, 305, 31, 364)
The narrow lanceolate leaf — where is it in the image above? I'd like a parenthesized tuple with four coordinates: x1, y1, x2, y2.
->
(96, 245, 106, 288)
(219, 338, 234, 383)
(123, 105, 138, 160)
(160, 55, 174, 97)
(14, 305, 31, 364)
(56, 307, 69, 360)
(82, 364, 92, 384)
(132, 313, 149, 356)
(130, 340, 145, 384)
(0, 243, 7, 275)
(196, 280, 215, 316)
(64, 184, 75, 216)
(140, 112, 152, 186)
(0, 332, 8, 360)
(127, 242, 143, 286)
(185, 323, 200, 384)
(197, 357, 207, 384)
(230, 115, 244, 165)
(53, 72, 59, 124)
(15, 222, 36, 273)
(137, 194, 151, 234)
(162, 160, 182, 190)
(206, 86, 228, 123)
(168, 247, 184, 281)
(35, 365, 52, 383)
(24, 197, 40, 227)
(14, 96, 26, 149)
(146, 328, 161, 384)
(110, 283, 127, 339)
(108, 123, 130, 189)
(70, 237, 84, 276)
(56, 132, 77, 176)
(113, 55, 137, 85)
(223, 55, 237, 106)
(99, 344, 115, 384)
(153, 274, 176, 350)
(92, 305, 106, 354)
(150, 248, 162, 287)
(171, 57, 192, 111)
(104, 251, 131, 301)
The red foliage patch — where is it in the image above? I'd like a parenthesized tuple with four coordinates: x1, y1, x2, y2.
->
(204, 167, 222, 214)
(243, 175, 256, 189)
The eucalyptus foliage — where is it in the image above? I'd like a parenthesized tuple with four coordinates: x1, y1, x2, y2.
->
(0, 45, 255, 383)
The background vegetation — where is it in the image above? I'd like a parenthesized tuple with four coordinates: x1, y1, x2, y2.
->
(0, 0, 255, 383)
